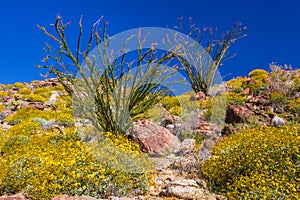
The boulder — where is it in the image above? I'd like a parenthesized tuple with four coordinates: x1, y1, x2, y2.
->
(175, 139, 195, 154)
(190, 91, 206, 101)
(0, 194, 27, 200)
(130, 120, 180, 156)
(225, 104, 254, 124)
(28, 102, 46, 110)
(160, 179, 217, 199)
(272, 116, 285, 126)
(52, 195, 98, 200)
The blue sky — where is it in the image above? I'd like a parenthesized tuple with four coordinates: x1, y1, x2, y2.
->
(0, 0, 299, 84)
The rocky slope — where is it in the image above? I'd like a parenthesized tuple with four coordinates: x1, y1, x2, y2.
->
(0, 66, 299, 199)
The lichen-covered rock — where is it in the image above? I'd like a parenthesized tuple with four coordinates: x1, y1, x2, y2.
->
(130, 120, 180, 156)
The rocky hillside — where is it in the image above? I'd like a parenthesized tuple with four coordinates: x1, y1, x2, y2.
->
(0, 65, 299, 199)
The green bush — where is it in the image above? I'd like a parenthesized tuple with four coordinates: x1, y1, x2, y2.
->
(201, 126, 300, 199)
(0, 127, 153, 199)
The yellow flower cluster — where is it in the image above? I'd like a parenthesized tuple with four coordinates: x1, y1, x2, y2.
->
(226, 76, 248, 93)
(5, 106, 74, 127)
(0, 104, 4, 112)
(201, 126, 300, 199)
(0, 128, 153, 199)
(288, 97, 300, 114)
(0, 99, 154, 199)
(225, 92, 247, 105)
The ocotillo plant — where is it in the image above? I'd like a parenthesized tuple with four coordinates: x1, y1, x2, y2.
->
(174, 18, 246, 95)
(37, 16, 179, 136)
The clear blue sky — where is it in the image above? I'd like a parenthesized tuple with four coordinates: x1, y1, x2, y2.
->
(0, 0, 299, 84)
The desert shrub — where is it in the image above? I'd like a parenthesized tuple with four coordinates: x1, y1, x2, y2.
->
(5, 107, 74, 127)
(17, 88, 31, 95)
(0, 128, 153, 199)
(225, 92, 247, 105)
(0, 91, 10, 97)
(201, 126, 300, 199)
(49, 85, 65, 91)
(0, 104, 5, 112)
(292, 72, 300, 91)
(13, 82, 26, 89)
(226, 77, 248, 93)
(245, 79, 269, 95)
(248, 69, 269, 81)
(6, 121, 41, 136)
(161, 96, 180, 111)
(38, 16, 179, 136)
(245, 69, 271, 95)
(160, 93, 199, 117)
(288, 98, 300, 114)
(4, 84, 13, 90)
(20, 94, 47, 103)
(269, 90, 288, 106)
(176, 21, 246, 95)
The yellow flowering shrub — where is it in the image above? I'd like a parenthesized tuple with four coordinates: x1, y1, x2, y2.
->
(201, 126, 300, 199)
(0, 91, 11, 98)
(5, 107, 74, 127)
(293, 74, 300, 91)
(33, 87, 52, 99)
(161, 92, 198, 116)
(0, 127, 154, 199)
(13, 82, 26, 88)
(248, 69, 269, 80)
(226, 77, 248, 93)
(288, 98, 300, 114)
(17, 88, 31, 95)
(0, 104, 5, 112)
(21, 94, 47, 103)
(225, 92, 247, 105)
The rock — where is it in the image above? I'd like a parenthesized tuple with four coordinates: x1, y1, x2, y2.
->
(149, 157, 172, 170)
(31, 78, 61, 88)
(160, 179, 216, 199)
(225, 104, 254, 124)
(0, 96, 13, 103)
(0, 110, 14, 122)
(130, 121, 180, 156)
(0, 193, 27, 200)
(51, 195, 98, 200)
(272, 116, 285, 126)
(160, 109, 182, 128)
(45, 91, 60, 105)
(28, 102, 46, 110)
(175, 139, 195, 154)
(241, 87, 250, 95)
(221, 125, 237, 136)
(247, 94, 269, 105)
(190, 119, 212, 131)
(1, 122, 12, 131)
(190, 91, 206, 101)
(198, 139, 216, 162)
